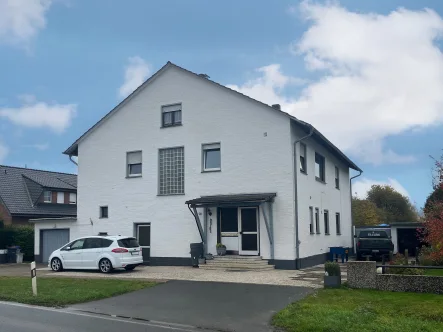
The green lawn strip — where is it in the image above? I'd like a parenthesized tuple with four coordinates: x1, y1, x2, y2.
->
(0, 277, 157, 307)
(273, 288, 443, 332)
(425, 269, 443, 276)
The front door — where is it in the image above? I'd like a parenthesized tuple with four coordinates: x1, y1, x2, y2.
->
(239, 207, 259, 255)
(136, 224, 151, 264)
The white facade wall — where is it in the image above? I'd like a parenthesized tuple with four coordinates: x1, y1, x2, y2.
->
(74, 66, 295, 261)
(292, 124, 353, 259)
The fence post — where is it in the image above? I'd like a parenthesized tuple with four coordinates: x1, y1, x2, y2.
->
(389, 251, 393, 262)
(30, 261, 37, 296)
(382, 255, 386, 274)
(404, 249, 409, 264)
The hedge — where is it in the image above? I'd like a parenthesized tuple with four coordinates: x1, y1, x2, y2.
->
(0, 225, 34, 261)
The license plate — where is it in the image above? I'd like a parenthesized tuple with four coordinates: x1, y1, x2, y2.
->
(372, 250, 379, 253)
(131, 251, 139, 255)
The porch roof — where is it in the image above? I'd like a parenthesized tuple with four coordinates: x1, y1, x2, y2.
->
(185, 193, 276, 207)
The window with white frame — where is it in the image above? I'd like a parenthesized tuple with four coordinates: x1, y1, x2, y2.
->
(309, 206, 314, 234)
(315, 207, 320, 234)
(300, 143, 307, 173)
(159, 147, 184, 195)
(43, 191, 52, 203)
(161, 104, 182, 127)
(100, 206, 108, 218)
(336, 213, 341, 235)
(202, 143, 221, 171)
(127, 151, 142, 177)
(315, 152, 325, 182)
(57, 192, 64, 204)
(324, 210, 330, 235)
(335, 166, 340, 189)
(69, 193, 77, 204)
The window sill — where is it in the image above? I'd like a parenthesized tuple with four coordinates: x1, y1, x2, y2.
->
(325, 233, 330, 236)
(336, 233, 341, 236)
(335, 187, 340, 190)
(300, 170, 308, 175)
(316, 232, 321, 235)
(160, 123, 182, 129)
(202, 169, 221, 173)
(99, 217, 108, 219)
(315, 177, 326, 184)
(310, 232, 315, 235)
(157, 193, 185, 196)
(126, 175, 142, 179)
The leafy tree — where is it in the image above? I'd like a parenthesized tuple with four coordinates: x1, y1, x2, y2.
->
(352, 197, 382, 226)
(421, 198, 443, 264)
(366, 185, 418, 223)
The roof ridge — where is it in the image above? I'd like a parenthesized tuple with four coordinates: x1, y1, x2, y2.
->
(0, 164, 77, 176)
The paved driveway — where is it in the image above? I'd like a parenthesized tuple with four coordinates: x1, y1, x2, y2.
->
(69, 280, 312, 332)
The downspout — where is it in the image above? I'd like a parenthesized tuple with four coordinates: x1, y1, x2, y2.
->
(69, 155, 78, 166)
(293, 125, 314, 269)
(350, 170, 363, 254)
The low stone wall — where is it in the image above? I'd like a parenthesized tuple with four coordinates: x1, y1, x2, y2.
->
(347, 261, 443, 294)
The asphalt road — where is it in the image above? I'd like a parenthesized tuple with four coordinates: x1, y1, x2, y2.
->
(0, 302, 211, 332)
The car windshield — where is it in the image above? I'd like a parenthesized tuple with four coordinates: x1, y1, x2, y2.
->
(117, 238, 140, 248)
(359, 231, 388, 238)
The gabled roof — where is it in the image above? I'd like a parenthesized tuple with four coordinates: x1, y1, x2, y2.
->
(0, 165, 77, 217)
(63, 61, 361, 172)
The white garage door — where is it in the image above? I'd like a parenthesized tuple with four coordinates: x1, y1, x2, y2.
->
(41, 229, 70, 263)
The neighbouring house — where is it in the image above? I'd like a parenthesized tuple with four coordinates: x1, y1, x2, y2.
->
(33, 62, 362, 269)
(0, 165, 77, 262)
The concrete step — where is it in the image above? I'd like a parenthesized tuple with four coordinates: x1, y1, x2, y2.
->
(207, 260, 269, 265)
(212, 256, 263, 261)
(199, 264, 275, 271)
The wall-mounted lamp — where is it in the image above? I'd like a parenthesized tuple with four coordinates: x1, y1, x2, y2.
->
(207, 208, 212, 216)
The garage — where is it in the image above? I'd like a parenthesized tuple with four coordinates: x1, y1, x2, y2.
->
(390, 222, 425, 256)
(40, 229, 70, 263)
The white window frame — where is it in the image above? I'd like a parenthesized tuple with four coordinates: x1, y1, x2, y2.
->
(69, 193, 77, 204)
(309, 206, 314, 234)
(315, 207, 320, 234)
(324, 209, 330, 235)
(126, 151, 142, 177)
(161, 103, 182, 127)
(202, 143, 221, 172)
(43, 191, 52, 203)
(300, 143, 307, 173)
(335, 166, 340, 189)
(57, 192, 64, 204)
(315, 152, 326, 182)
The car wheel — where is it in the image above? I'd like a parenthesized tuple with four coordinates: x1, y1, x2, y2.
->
(99, 258, 113, 273)
(51, 258, 63, 272)
(124, 266, 136, 271)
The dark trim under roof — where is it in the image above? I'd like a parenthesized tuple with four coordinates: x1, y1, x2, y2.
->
(63, 61, 361, 172)
(185, 193, 277, 207)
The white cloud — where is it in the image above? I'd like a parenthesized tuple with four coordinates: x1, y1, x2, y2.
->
(118, 56, 150, 98)
(0, 141, 8, 163)
(229, 2, 443, 165)
(23, 143, 49, 151)
(352, 177, 410, 199)
(0, 0, 53, 47)
(0, 97, 77, 133)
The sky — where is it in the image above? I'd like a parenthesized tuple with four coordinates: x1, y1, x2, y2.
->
(0, 0, 442, 209)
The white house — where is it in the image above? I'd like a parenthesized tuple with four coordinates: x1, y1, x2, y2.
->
(33, 62, 362, 269)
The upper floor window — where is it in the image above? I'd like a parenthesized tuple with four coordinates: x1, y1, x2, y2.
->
(202, 143, 221, 172)
(315, 208, 320, 234)
(159, 147, 185, 195)
(309, 206, 314, 234)
(300, 143, 307, 173)
(127, 151, 142, 177)
(335, 166, 340, 189)
(161, 104, 182, 127)
(315, 152, 325, 182)
(69, 193, 77, 204)
(324, 210, 330, 235)
(57, 192, 64, 204)
(43, 191, 52, 203)
(100, 206, 108, 219)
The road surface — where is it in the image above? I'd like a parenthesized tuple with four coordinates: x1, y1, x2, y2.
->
(0, 301, 210, 332)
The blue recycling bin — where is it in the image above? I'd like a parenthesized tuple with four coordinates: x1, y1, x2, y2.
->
(329, 247, 349, 263)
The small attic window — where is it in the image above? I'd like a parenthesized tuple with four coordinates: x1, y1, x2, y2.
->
(43, 191, 52, 203)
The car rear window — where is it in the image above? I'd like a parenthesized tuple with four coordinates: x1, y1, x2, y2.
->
(117, 238, 140, 248)
(359, 231, 388, 238)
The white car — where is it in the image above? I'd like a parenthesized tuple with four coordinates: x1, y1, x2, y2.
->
(48, 235, 143, 273)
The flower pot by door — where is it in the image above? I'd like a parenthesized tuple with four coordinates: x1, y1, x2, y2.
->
(324, 275, 341, 288)
(216, 247, 226, 256)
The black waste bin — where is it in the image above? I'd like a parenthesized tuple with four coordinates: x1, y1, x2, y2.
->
(190, 242, 203, 268)
(7, 246, 20, 263)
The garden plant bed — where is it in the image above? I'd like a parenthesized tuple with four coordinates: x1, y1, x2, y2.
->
(0, 277, 157, 307)
(273, 288, 443, 332)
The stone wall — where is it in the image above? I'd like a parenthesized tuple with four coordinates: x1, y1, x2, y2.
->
(347, 261, 443, 294)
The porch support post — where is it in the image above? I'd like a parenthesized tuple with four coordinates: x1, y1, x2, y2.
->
(261, 202, 274, 260)
(189, 205, 205, 244)
(203, 207, 208, 255)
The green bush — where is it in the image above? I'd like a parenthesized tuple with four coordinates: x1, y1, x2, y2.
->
(325, 261, 341, 276)
(0, 226, 34, 261)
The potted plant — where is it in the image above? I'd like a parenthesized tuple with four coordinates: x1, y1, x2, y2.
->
(216, 243, 227, 256)
(324, 261, 341, 288)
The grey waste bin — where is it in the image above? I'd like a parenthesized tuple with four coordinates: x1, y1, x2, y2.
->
(190, 242, 203, 268)
(0, 250, 6, 264)
(7, 246, 20, 263)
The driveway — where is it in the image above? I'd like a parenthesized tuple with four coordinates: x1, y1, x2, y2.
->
(69, 280, 312, 332)
(0, 263, 50, 277)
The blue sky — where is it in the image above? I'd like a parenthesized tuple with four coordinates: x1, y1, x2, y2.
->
(1, 0, 442, 208)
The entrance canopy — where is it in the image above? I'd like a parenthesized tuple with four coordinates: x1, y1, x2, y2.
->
(185, 193, 276, 207)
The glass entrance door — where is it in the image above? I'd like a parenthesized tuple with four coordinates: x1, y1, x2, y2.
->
(238, 207, 259, 255)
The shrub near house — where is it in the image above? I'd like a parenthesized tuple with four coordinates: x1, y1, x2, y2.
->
(0, 225, 34, 261)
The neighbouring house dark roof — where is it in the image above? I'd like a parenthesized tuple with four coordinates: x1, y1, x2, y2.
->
(185, 193, 277, 207)
(0, 165, 77, 217)
(63, 61, 361, 172)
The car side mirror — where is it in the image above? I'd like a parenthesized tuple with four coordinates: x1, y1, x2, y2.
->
(64, 246, 71, 251)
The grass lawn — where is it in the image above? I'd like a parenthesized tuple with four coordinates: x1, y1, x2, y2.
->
(424, 269, 443, 276)
(273, 288, 443, 332)
(0, 277, 157, 307)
